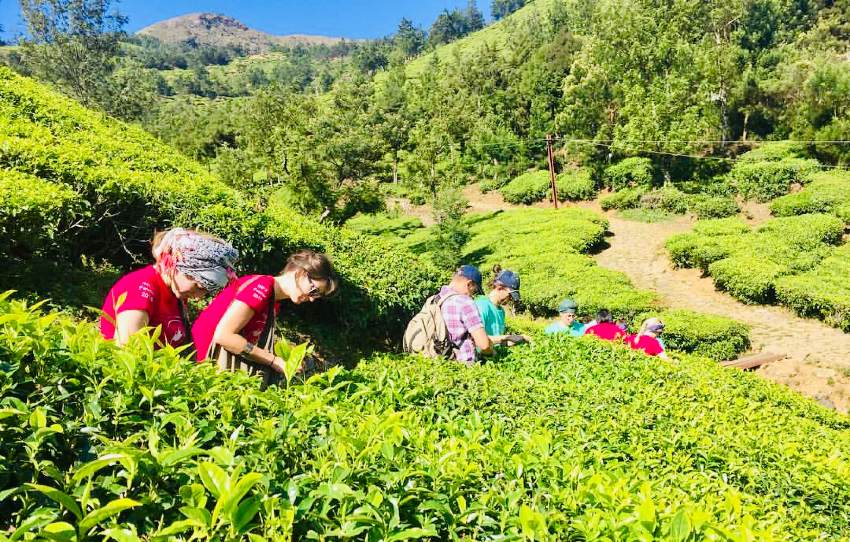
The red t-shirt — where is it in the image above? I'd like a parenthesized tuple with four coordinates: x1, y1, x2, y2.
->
(584, 322, 626, 341)
(625, 334, 665, 356)
(99, 265, 187, 347)
(192, 275, 278, 361)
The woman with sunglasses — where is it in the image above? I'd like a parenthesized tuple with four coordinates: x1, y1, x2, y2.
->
(192, 249, 339, 387)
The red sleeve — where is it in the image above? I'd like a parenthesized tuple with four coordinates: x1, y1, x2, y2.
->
(235, 276, 275, 313)
(645, 337, 664, 356)
(113, 276, 157, 315)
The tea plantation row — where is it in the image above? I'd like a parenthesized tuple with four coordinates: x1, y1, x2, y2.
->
(1, 295, 848, 540)
(666, 214, 850, 331)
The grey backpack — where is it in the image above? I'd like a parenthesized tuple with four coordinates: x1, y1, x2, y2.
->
(403, 292, 459, 358)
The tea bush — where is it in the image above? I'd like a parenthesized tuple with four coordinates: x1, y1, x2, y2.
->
(689, 194, 740, 219)
(600, 186, 648, 210)
(667, 214, 848, 322)
(344, 212, 425, 239)
(769, 171, 850, 221)
(556, 168, 597, 201)
(500, 170, 552, 204)
(728, 146, 821, 202)
(603, 157, 654, 190)
(638, 186, 690, 214)
(1, 296, 848, 540)
(459, 209, 660, 320)
(0, 169, 84, 260)
(775, 244, 850, 332)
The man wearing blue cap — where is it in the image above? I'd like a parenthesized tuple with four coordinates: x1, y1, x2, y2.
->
(545, 298, 586, 336)
(475, 267, 528, 347)
(437, 264, 494, 365)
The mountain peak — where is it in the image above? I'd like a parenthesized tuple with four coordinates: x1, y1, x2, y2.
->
(137, 12, 345, 53)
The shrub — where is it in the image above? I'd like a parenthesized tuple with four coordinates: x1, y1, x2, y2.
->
(729, 158, 821, 201)
(2, 296, 849, 540)
(640, 308, 751, 361)
(769, 172, 850, 219)
(775, 244, 850, 332)
(603, 157, 654, 190)
(638, 186, 690, 214)
(690, 194, 740, 218)
(500, 170, 551, 204)
(556, 168, 597, 201)
(708, 256, 786, 303)
(344, 212, 425, 239)
(0, 169, 84, 260)
(600, 186, 647, 210)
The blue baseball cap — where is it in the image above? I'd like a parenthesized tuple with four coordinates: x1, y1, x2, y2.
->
(494, 269, 521, 302)
(457, 264, 483, 293)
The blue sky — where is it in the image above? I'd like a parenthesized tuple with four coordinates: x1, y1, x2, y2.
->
(1, 0, 488, 42)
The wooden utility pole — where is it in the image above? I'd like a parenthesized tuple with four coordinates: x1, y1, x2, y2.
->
(546, 134, 559, 208)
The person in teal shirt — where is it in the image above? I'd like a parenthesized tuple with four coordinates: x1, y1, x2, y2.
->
(474, 268, 528, 347)
(545, 299, 586, 336)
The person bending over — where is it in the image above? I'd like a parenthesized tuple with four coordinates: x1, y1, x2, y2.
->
(625, 317, 669, 360)
(474, 266, 529, 347)
(583, 309, 626, 341)
(439, 265, 494, 365)
(100, 228, 238, 347)
(192, 249, 338, 388)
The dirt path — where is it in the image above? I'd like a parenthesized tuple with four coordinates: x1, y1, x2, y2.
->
(591, 206, 850, 412)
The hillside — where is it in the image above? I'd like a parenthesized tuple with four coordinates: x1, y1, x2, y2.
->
(137, 13, 346, 54)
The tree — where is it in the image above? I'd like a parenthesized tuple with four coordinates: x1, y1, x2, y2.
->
(429, 9, 470, 46)
(465, 0, 485, 32)
(19, 0, 127, 111)
(491, 0, 525, 20)
(394, 18, 425, 59)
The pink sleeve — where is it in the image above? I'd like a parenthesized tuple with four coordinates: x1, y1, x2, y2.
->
(646, 338, 664, 355)
(235, 276, 275, 313)
(114, 277, 157, 314)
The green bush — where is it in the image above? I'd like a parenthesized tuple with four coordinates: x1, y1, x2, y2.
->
(603, 157, 654, 190)
(667, 213, 847, 323)
(556, 168, 597, 201)
(775, 244, 850, 332)
(729, 158, 821, 202)
(344, 212, 425, 239)
(640, 308, 751, 361)
(638, 186, 690, 214)
(600, 186, 647, 210)
(769, 172, 850, 220)
(500, 170, 552, 204)
(2, 296, 848, 540)
(690, 194, 740, 218)
(0, 169, 84, 260)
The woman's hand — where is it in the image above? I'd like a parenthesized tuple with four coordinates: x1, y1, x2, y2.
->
(269, 356, 286, 373)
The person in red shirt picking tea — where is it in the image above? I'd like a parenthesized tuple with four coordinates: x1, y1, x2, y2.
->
(583, 309, 626, 341)
(625, 317, 669, 360)
(192, 249, 339, 388)
(100, 228, 239, 347)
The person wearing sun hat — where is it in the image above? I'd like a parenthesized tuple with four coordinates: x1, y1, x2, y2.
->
(474, 265, 529, 348)
(435, 264, 494, 365)
(544, 298, 586, 337)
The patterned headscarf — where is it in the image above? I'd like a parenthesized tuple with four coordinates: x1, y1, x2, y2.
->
(153, 229, 239, 295)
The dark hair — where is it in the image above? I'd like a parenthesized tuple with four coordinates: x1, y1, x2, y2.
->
(596, 309, 613, 323)
(281, 249, 340, 298)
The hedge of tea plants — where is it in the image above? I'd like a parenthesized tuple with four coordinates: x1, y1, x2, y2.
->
(601, 187, 740, 220)
(500, 169, 597, 205)
(666, 214, 850, 329)
(1, 295, 848, 540)
(769, 170, 850, 222)
(727, 143, 821, 202)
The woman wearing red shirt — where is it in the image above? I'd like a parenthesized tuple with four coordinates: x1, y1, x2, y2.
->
(192, 249, 339, 388)
(625, 318, 669, 360)
(100, 229, 238, 347)
(583, 309, 626, 342)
